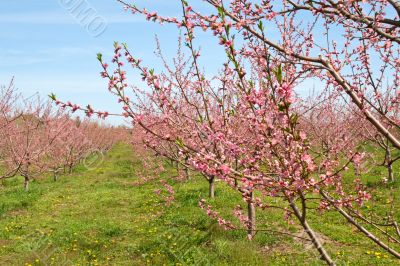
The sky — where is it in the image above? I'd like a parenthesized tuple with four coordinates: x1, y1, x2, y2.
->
(0, 0, 224, 125)
(0, 0, 332, 126)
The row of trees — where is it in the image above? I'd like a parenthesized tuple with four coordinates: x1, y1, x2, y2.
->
(0, 79, 126, 191)
(56, 0, 400, 264)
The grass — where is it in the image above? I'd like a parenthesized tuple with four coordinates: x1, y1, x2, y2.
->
(0, 143, 399, 265)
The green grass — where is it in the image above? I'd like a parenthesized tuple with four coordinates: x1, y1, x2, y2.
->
(0, 143, 399, 265)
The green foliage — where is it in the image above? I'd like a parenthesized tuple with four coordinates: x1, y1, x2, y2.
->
(96, 53, 102, 62)
(0, 143, 399, 265)
(273, 65, 283, 83)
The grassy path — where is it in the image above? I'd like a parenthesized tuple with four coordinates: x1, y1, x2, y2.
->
(0, 144, 267, 265)
(0, 143, 399, 265)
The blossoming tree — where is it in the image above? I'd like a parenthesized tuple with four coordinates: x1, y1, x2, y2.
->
(52, 0, 400, 264)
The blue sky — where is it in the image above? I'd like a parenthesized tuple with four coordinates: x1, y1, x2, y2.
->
(1, 0, 326, 125)
(0, 0, 224, 124)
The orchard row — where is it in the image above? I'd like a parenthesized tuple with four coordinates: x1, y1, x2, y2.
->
(0, 79, 127, 191)
(55, 1, 400, 265)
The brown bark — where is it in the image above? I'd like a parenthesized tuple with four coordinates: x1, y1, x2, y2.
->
(321, 191, 400, 259)
(388, 162, 395, 183)
(24, 176, 29, 192)
(386, 148, 395, 183)
(289, 199, 335, 265)
(209, 176, 215, 198)
(247, 192, 256, 237)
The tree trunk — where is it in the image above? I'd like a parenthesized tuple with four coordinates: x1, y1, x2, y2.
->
(184, 166, 190, 180)
(386, 148, 395, 182)
(234, 158, 238, 187)
(184, 157, 190, 180)
(388, 163, 395, 183)
(301, 219, 334, 265)
(24, 176, 29, 192)
(247, 192, 256, 238)
(53, 171, 58, 182)
(209, 176, 215, 198)
(289, 199, 334, 265)
(320, 190, 400, 259)
(176, 161, 180, 175)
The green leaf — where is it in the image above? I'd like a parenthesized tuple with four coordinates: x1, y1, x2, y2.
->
(266, 74, 272, 83)
(175, 138, 185, 148)
(257, 21, 264, 31)
(290, 113, 298, 124)
(226, 52, 234, 62)
(225, 25, 230, 36)
(48, 93, 56, 101)
(97, 53, 103, 62)
(217, 6, 225, 18)
(273, 65, 283, 83)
